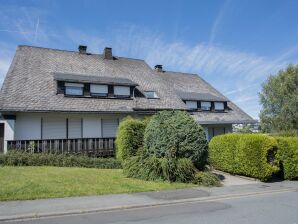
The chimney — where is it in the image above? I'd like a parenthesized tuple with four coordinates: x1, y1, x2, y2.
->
(78, 45, 87, 54)
(104, 47, 113, 60)
(154, 64, 163, 72)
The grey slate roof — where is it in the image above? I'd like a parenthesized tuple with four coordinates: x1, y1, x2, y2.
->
(0, 45, 255, 124)
(176, 91, 228, 102)
(54, 72, 138, 86)
(157, 71, 255, 124)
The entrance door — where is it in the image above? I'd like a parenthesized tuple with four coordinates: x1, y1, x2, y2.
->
(0, 123, 4, 153)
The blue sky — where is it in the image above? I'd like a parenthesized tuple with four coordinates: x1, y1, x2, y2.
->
(0, 0, 298, 119)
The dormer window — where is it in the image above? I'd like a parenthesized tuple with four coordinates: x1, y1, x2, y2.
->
(201, 101, 211, 111)
(90, 84, 108, 97)
(144, 91, 159, 99)
(65, 83, 84, 96)
(185, 100, 197, 110)
(114, 86, 130, 97)
(214, 102, 224, 111)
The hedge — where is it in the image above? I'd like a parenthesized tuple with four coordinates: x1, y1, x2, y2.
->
(115, 116, 149, 161)
(209, 134, 279, 181)
(0, 152, 122, 169)
(144, 111, 208, 169)
(275, 137, 298, 180)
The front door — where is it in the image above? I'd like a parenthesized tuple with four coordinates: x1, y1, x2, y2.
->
(0, 123, 4, 153)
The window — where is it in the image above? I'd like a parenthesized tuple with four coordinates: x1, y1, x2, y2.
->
(144, 91, 159, 99)
(185, 101, 197, 109)
(215, 102, 224, 111)
(114, 86, 130, 97)
(201, 101, 211, 111)
(65, 83, 84, 96)
(90, 84, 108, 97)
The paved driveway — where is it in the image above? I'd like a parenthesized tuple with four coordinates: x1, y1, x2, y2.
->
(213, 170, 260, 186)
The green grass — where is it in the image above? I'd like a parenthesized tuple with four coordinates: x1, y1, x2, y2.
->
(0, 166, 194, 201)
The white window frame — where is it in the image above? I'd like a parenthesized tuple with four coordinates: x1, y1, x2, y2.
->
(65, 83, 84, 96)
(214, 102, 225, 111)
(144, 91, 159, 99)
(201, 101, 211, 111)
(114, 86, 130, 97)
(90, 84, 108, 97)
(185, 100, 197, 110)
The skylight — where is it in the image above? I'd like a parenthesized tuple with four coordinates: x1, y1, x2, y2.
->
(144, 91, 159, 99)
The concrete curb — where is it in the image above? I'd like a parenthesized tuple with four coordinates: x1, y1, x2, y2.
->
(1, 188, 296, 222)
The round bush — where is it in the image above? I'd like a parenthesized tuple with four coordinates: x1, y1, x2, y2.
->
(193, 172, 221, 187)
(115, 116, 149, 161)
(122, 156, 196, 183)
(144, 111, 208, 169)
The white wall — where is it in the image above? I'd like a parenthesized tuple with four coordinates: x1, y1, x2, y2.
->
(201, 124, 233, 141)
(0, 119, 15, 153)
(83, 116, 101, 138)
(13, 112, 126, 140)
(15, 113, 41, 140)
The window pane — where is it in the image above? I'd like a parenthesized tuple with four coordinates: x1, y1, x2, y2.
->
(144, 91, 158, 98)
(185, 101, 197, 109)
(65, 86, 83, 96)
(201, 101, 211, 111)
(114, 86, 130, 96)
(215, 102, 224, 110)
(90, 84, 108, 96)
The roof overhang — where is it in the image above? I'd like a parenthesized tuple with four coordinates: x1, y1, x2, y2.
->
(197, 119, 258, 125)
(53, 72, 138, 86)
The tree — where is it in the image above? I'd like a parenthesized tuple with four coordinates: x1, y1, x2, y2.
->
(259, 64, 298, 132)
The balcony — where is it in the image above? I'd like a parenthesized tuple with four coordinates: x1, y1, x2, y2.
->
(7, 138, 116, 157)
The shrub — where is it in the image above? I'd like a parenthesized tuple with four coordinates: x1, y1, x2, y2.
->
(115, 116, 149, 161)
(123, 156, 196, 183)
(209, 134, 279, 181)
(275, 137, 298, 180)
(208, 134, 240, 174)
(144, 111, 208, 169)
(193, 172, 221, 187)
(0, 152, 122, 169)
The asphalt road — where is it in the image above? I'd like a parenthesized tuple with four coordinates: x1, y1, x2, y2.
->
(9, 190, 298, 224)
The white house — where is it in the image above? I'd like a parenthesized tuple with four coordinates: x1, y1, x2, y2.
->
(0, 45, 255, 154)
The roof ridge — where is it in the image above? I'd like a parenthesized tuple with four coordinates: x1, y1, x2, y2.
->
(162, 70, 198, 76)
(18, 45, 145, 62)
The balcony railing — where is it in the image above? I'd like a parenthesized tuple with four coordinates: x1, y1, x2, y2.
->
(7, 138, 116, 157)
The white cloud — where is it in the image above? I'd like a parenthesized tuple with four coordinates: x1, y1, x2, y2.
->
(209, 0, 231, 44)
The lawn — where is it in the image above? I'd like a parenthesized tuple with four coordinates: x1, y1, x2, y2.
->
(0, 166, 194, 201)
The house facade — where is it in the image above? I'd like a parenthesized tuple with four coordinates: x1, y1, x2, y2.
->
(0, 45, 255, 154)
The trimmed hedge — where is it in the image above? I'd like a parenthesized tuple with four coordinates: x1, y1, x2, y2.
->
(115, 116, 149, 161)
(0, 152, 122, 169)
(275, 137, 298, 180)
(144, 111, 208, 169)
(209, 134, 279, 181)
(123, 156, 197, 183)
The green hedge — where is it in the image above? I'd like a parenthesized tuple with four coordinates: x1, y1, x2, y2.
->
(144, 111, 208, 169)
(275, 137, 298, 180)
(115, 116, 149, 161)
(123, 156, 197, 183)
(0, 152, 122, 169)
(209, 134, 279, 181)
